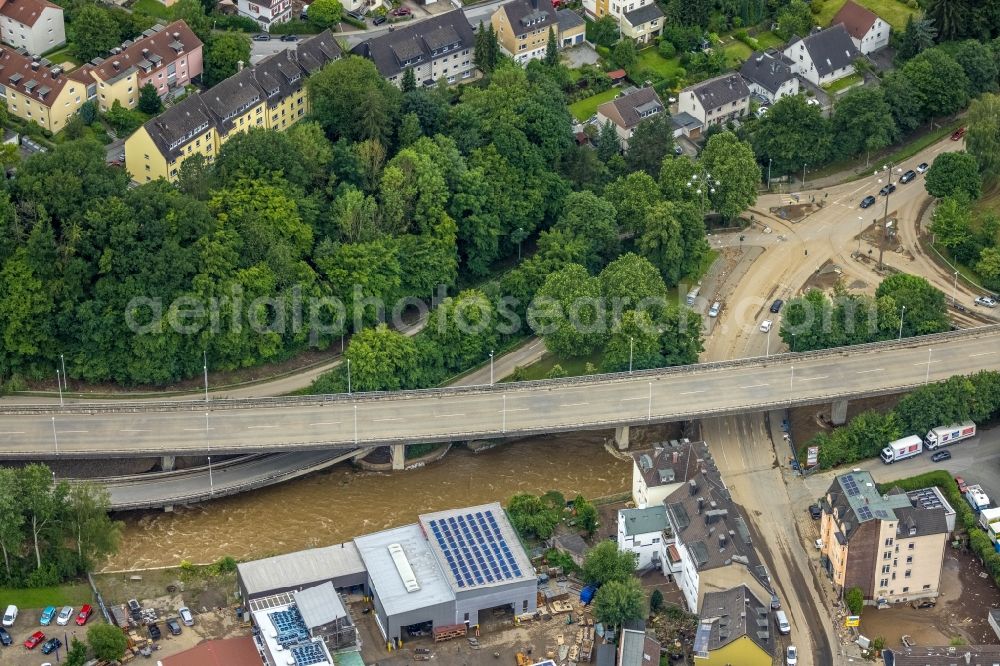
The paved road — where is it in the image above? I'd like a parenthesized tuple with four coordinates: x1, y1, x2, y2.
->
(1, 326, 997, 458)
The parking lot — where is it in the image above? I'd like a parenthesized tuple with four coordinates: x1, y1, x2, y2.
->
(1, 606, 96, 665)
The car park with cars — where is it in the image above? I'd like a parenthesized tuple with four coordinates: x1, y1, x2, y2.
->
(0, 626, 11, 646)
(860, 195, 876, 208)
(975, 295, 998, 308)
(931, 450, 952, 462)
(166, 617, 182, 635)
(916, 162, 929, 173)
(708, 301, 721, 317)
(41, 637, 62, 654)
(148, 623, 161, 640)
(179, 606, 194, 626)
(787, 646, 798, 665)
(40, 606, 55, 626)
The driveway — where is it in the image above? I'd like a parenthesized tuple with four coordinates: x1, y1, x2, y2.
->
(561, 43, 599, 68)
(250, 37, 298, 64)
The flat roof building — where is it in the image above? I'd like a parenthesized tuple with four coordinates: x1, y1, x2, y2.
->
(249, 582, 356, 666)
(237, 542, 366, 600)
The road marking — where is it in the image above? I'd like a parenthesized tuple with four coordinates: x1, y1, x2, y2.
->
(971, 352, 998, 357)
(373, 417, 401, 422)
(738, 383, 769, 389)
(856, 368, 884, 374)
(528, 341, 541, 350)
(58, 430, 88, 434)
(620, 397, 646, 401)
(913, 360, 943, 365)
(797, 375, 829, 381)
(560, 402, 589, 407)
(309, 422, 341, 426)
(0, 431, 24, 435)
(119, 429, 151, 433)
(502, 407, 529, 412)
(183, 427, 214, 431)
(680, 390, 705, 395)
(435, 413, 465, 418)
(247, 425, 278, 429)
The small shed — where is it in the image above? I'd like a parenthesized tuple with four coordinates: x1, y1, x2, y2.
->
(606, 69, 627, 84)
(552, 532, 589, 567)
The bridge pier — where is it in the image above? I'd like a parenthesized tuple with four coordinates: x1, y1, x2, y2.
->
(614, 426, 630, 450)
(831, 399, 849, 426)
(391, 444, 406, 471)
(160, 455, 176, 472)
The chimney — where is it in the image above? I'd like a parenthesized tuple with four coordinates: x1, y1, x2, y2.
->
(112, 60, 120, 70)
(710, 501, 718, 511)
(697, 497, 704, 513)
(173, 31, 180, 39)
(142, 48, 149, 56)
(719, 532, 727, 548)
(237, 60, 244, 72)
(30, 61, 38, 70)
(672, 451, 679, 464)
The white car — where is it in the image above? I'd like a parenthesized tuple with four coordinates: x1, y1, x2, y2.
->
(759, 319, 773, 333)
(709, 301, 721, 317)
(916, 162, 929, 174)
(179, 606, 194, 627)
(756, 105, 769, 118)
(806, 98, 821, 106)
(1, 605, 15, 627)
(787, 646, 798, 665)
(56, 606, 73, 626)
(974, 295, 997, 308)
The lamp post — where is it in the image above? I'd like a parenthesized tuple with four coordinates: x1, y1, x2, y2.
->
(876, 163, 902, 270)
(767, 158, 772, 189)
(56, 370, 63, 407)
(686, 169, 720, 214)
(516, 227, 524, 261)
(951, 270, 959, 305)
(347, 358, 351, 395)
(857, 216, 864, 255)
(489, 351, 494, 386)
(898, 305, 906, 340)
(629, 337, 633, 374)
(802, 163, 808, 189)
(60, 353, 66, 390)
(766, 327, 771, 358)
(647, 382, 652, 421)
(203, 350, 209, 403)
(925, 348, 933, 385)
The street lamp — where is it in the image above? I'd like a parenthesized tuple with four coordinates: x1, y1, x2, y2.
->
(347, 358, 351, 395)
(203, 350, 209, 403)
(205, 412, 213, 497)
(629, 337, 633, 374)
(60, 353, 66, 390)
(802, 163, 808, 189)
(898, 305, 906, 340)
(767, 158, 772, 190)
(686, 170, 720, 213)
(56, 370, 63, 407)
(489, 351, 494, 386)
(857, 216, 864, 255)
(951, 270, 959, 305)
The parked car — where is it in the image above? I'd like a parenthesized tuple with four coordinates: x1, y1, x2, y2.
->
(911, 599, 936, 609)
(770, 299, 784, 313)
(148, 623, 161, 640)
(955, 475, 968, 493)
(756, 105, 769, 118)
(951, 127, 966, 141)
(179, 606, 194, 627)
(390, 6, 412, 15)
(24, 631, 44, 649)
(759, 319, 773, 333)
(346, 10, 365, 20)
(916, 162, 929, 173)
(786, 646, 798, 666)
(39, 606, 56, 626)
(770, 594, 781, 610)
(0, 626, 11, 646)
(166, 618, 182, 636)
(975, 295, 998, 308)
(2, 605, 15, 627)
(252, 33, 271, 41)
(806, 98, 820, 106)
(280, 34, 299, 41)
(899, 169, 916, 184)
(809, 504, 822, 520)
(76, 605, 92, 626)
(931, 450, 952, 462)
(40, 637, 62, 655)
(372, 14, 387, 24)
(56, 606, 73, 626)
(708, 301, 721, 317)
(860, 195, 876, 209)
(879, 183, 896, 196)
(673, 145, 683, 155)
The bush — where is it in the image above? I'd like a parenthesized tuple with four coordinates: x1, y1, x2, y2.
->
(845, 587, 864, 615)
(658, 40, 676, 58)
(210, 14, 261, 32)
(268, 19, 324, 34)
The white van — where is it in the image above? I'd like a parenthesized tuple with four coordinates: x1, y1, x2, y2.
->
(685, 287, 700, 306)
(774, 609, 790, 635)
(2, 604, 16, 626)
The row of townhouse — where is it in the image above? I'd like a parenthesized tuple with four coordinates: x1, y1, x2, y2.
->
(124, 30, 340, 182)
(490, 0, 585, 64)
(0, 20, 201, 133)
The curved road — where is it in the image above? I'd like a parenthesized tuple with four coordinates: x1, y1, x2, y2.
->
(1, 325, 997, 458)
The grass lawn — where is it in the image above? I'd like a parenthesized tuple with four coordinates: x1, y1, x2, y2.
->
(502, 350, 604, 382)
(721, 39, 753, 66)
(813, 0, 917, 31)
(569, 88, 618, 123)
(0, 583, 93, 609)
(822, 72, 863, 94)
(40, 45, 80, 67)
(974, 178, 1000, 220)
(631, 48, 683, 81)
(132, 0, 173, 19)
(754, 30, 784, 50)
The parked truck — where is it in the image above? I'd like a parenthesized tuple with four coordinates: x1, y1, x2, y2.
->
(924, 421, 977, 449)
(979, 506, 1000, 531)
(881, 435, 923, 464)
(966, 484, 991, 512)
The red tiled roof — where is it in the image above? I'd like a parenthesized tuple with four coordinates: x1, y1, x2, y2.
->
(606, 68, 627, 79)
(160, 637, 260, 666)
(88, 20, 201, 84)
(0, 0, 60, 28)
(0, 44, 91, 109)
(832, 0, 879, 40)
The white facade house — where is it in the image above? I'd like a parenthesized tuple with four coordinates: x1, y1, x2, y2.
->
(739, 51, 799, 104)
(630, 442, 696, 509)
(0, 0, 65, 55)
(595, 86, 664, 151)
(677, 73, 750, 127)
(782, 24, 859, 86)
(237, 0, 292, 30)
(833, 0, 890, 55)
(617, 506, 669, 570)
(582, 0, 662, 44)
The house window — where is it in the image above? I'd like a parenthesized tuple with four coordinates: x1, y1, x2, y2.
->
(905, 570, 912, 578)
(881, 565, 890, 574)
(923, 584, 931, 590)
(902, 587, 909, 593)
(908, 543, 915, 550)
(883, 551, 891, 560)
(906, 556, 913, 564)
(879, 578, 888, 587)
(884, 538, 893, 546)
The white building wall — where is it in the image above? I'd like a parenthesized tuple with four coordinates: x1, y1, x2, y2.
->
(617, 520, 663, 570)
(676, 543, 700, 612)
(0, 5, 65, 55)
(677, 90, 706, 125)
(859, 19, 889, 54)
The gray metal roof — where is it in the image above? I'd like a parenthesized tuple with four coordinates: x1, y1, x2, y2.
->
(697, 584, 775, 657)
(619, 628, 660, 666)
(354, 524, 455, 617)
(350, 10, 475, 79)
(684, 73, 750, 110)
(294, 581, 347, 628)
(791, 24, 859, 77)
(556, 9, 584, 30)
(237, 542, 365, 597)
(620, 506, 669, 536)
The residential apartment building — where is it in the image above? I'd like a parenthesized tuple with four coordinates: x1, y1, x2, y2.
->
(617, 506, 669, 570)
(693, 585, 775, 666)
(661, 445, 772, 612)
(630, 441, 697, 509)
(0, 46, 94, 132)
(739, 50, 799, 103)
(582, 0, 662, 43)
(678, 73, 750, 127)
(124, 30, 339, 182)
(83, 21, 203, 112)
(595, 86, 664, 150)
(782, 24, 859, 86)
(351, 10, 476, 87)
(0, 0, 64, 55)
(833, 0, 890, 54)
(819, 471, 948, 605)
(237, 0, 292, 30)
(490, 0, 584, 64)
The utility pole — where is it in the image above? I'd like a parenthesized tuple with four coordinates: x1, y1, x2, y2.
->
(489, 351, 494, 386)
(898, 305, 906, 340)
(347, 359, 351, 395)
(60, 354, 66, 390)
(925, 348, 932, 385)
(951, 270, 959, 305)
(502, 394, 506, 433)
(203, 350, 208, 403)
(647, 382, 652, 421)
(767, 158, 772, 189)
(629, 337, 633, 374)
(802, 163, 807, 189)
(857, 216, 863, 255)
(878, 163, 899, 271)
(56, 370, 63, 407)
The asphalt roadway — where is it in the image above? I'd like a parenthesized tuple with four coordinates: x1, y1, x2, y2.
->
(1, 326, 997, 458)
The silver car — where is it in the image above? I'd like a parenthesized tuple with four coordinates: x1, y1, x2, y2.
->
(708, 301, 721, 317)
(975, 295, 997, 308)
(179, 606, 194, 626)
(56, 606, 73, 626)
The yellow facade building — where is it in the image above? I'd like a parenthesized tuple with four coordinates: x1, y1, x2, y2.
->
(0, 45, 95, 132)
(693, 585, 775, 666)
(125, 29, 339, 183)
(490, 0, 585, 64)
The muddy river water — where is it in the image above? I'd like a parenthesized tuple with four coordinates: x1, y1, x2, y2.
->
(105, 432, 632, 570)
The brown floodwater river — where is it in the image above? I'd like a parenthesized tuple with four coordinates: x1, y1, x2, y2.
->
(104, 432, 634, 571)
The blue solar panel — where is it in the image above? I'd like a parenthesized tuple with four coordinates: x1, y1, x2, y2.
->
(429, 510, 524, 588)
(269, 608, 310, 647)
(292, 643, 328, 666)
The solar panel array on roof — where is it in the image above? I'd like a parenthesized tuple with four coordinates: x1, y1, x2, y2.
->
(268, 606, 309, 647)
(856, 506, 873, 521)
(908, 488, 944, 510)
(842, 476, 860, 496)
(874, 510, 891, 520)
(427, 509, 523, 589)
(291, 643, 328, 666)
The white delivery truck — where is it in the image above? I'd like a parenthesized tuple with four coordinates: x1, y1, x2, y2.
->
(925, 421, 977, 449)
(966, 484, 991, 512)
(978, 507, 1000, 531)
(881, 435, 923, 464)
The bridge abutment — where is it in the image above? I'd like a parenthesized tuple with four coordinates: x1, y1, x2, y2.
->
(614, 426, 630, 450)
(831, 399, 849, 426)
(160, 456, 176, 472)
(391, 444, 406, 470)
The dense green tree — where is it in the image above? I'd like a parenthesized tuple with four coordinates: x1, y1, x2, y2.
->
(700, 131, 759, 220)
(658, 155, 700, 204)
(545, 27, 559, 66)
(344, 324, 420, 391)
(103, 100, 145, 135)
(650, 589, 664, 613)
(925, 152, 982, 200)
(474, 22, 500, 73)
(308, 0, 343, 28)
(593, 578, 645, 629)
(603, 171, 661, 234)
(398, 112, 422, 148)
(137, 82, 163, 114)
(596, 121, 621, 162)
(553, 191, 619, 273)
(603, 310, 660, 372)
(657, 304, 703, 366)
(423, 290, 499, 372)
(930, 196, 973, 250)
(894, 374, 995, 437)
(898, 48, 970, 123)
(21, 464, 60, 570)
(507, 493, 561, 539)
(0, 468, 22, 578)
(573, 495, 599, 535)
(875, 274, 950, 336)
(66, 483, 121, 568)
(895, 16, 936, 62)
(65, 638, 88, 666)
(624, 114, 676, 177)
(599, 253, 669, 318)
(966, 93, 1000, 179)
(534, 264, 607, 357)
(213, 129, 313, 188)
(316, 238, 401, 329)
(953, 39, 998, 96)
(813, 410, 902, 468)
(583, 540, 637, 585)
(978, 247, 1000, 291)
(286, 121, 335, 187)
(170, 0, 212, 40)
(88, 624, 128, 662)
(776, 0, 812, 39)
(845, 587, 864, 615)
(639, 201, 684, 285)
(831, 87, 897, 160)
(881, 69, 925, 134)
(203, 32, 251, 87)
(401, 66, 417, 93)
(610, 38, 638, 69)
(589, 15, 620, 48)
(310, 56, 402, 143)
(752, 94, 831, 175)
(70, 5, 121, 62)
(925, 0, 971, 41)
(401, 89, 448, 137)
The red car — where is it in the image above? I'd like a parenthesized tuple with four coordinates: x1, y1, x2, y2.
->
(24, 631, 44, 649)
(951, 127, 966, 141)
(956, 475, 968, 493)
(76, 605, 93, 626)
(389, 6, 411, 15)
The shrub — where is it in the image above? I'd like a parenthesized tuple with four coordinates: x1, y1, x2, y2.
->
(845, 587, 864, 615)
(658, 40, 676, 58)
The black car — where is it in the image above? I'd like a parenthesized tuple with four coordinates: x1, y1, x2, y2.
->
(166, 618, 182, 636)
(372, 15, 387, 24)
(0, 626, 11, 646)
(346, 10, 365, 20)
(770, 299, 784, 313)
(912, 599, 936, 609)
(770, 594, 781, 610)
(280, 34, 299, 41)
(860, 195, 876, 208)
(148, 623, 161, 640)
(41, 637, 62, 655)
(899, 169, 916, 184)
(931, 450, 952, 462)
(809, 504, 822, 519)
(879, 183, 896, 196)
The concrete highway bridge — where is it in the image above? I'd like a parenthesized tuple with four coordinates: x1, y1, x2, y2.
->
(3, 326, 998, 476)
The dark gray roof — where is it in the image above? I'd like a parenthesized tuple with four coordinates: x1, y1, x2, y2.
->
(252, 49, 306, 106)
(293, 581, 347, 628)
(556, 8, 584, 30)
(696, 585, 775, 657)
(793, 24, 860, 77)
(295, 29, 342, 73)
(623, 2, 663, 26)
(142, 94, 214, 161)
(597, 86, 664, 130)
(502, 0, 557, 33)
(740, 51, 795, 94)
(351, 10, 475, 79)
(631, 441, 699, 489)
(686, 73, 750, 109)
(824, 472, 949, 543)
(596, 644, 617, 666)
(884, 645, 1000, 666)
(202, 67, 262, 133)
